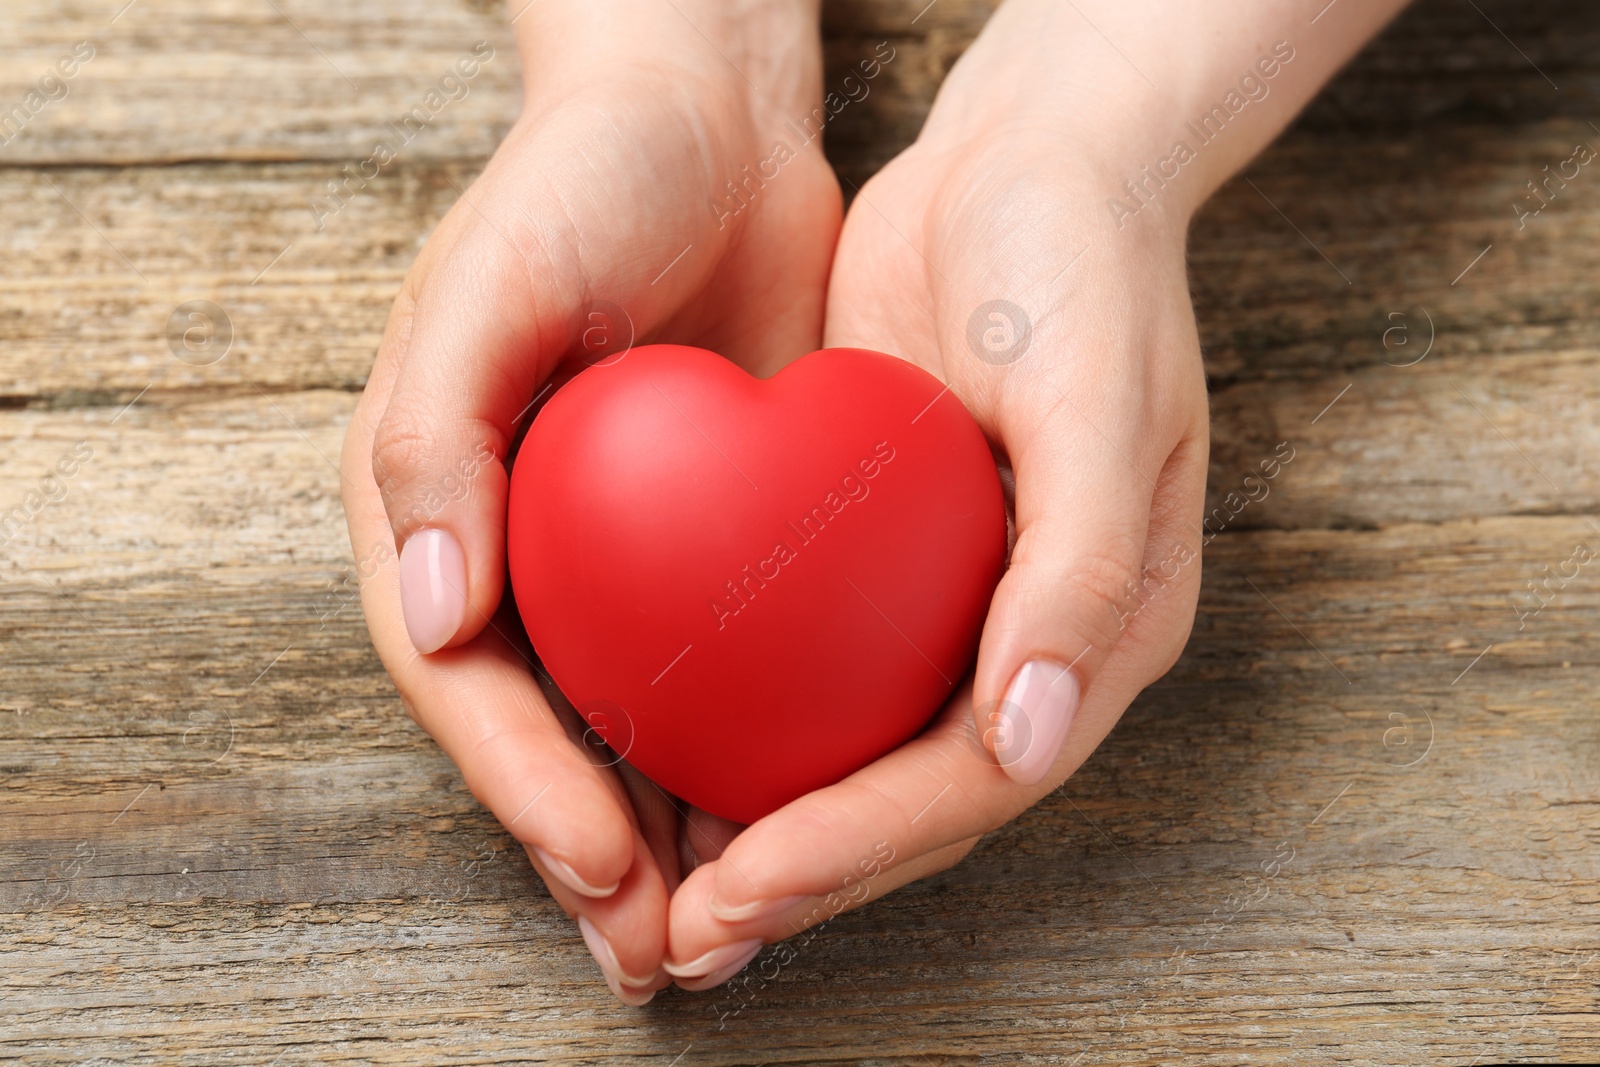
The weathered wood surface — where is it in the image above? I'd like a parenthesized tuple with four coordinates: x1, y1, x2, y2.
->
(3, 0, 1598, 1064)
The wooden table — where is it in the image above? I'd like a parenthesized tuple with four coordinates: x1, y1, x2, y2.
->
(3, 1, 1597, 1063)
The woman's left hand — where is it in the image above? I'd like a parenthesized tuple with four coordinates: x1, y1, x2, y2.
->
(663, 23, 1212, 986)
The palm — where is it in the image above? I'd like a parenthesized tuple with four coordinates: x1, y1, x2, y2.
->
(662, 155, 841, 377)
(825, 132, 1213, 749)
(494, 80, 841, 381)
(823, 148, 954, 380)
(822, 138, 1101, 432)
(346, 40, 843, 998)
(499, 85, 844, 882)
(659, 130, 1213, 976)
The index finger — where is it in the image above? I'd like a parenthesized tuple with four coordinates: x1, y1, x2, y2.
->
(341, 284, 638, 900)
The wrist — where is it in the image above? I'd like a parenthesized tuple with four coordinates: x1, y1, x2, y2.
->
(913, 2, 1203, 229)
(916, 0, 1379, 229)
(511, 0, 822, 118)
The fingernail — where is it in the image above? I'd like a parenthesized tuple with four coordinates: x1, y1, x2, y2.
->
(534, 846, 621, 899)
(663, 937, 763, 980)
(672, 941, 763, 992)
(608, 978, 657, 1007)
(707, 893, 807, 924)
(398, 527, 468, 654)
(993, 659, 1080, 786)
(577, 915, 658, 988)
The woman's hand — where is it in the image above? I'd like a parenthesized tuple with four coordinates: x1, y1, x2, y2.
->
(340, 0, 838, 1004)
(664, 0, 1217, 980)
(664, 0, 1412, 982)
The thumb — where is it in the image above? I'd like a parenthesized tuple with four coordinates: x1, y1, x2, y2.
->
(370, 144, 689, 653)
(970, 404, 1172, 787)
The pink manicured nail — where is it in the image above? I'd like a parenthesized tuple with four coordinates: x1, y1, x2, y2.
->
(663, 938, 763, 981)
(993, 659, 1080, 785)
(608, 979, 657, 1007)
(398, 527, 468, 654)
(672, 941, 763, 992)
(707, 893, 806, 924)
(533, 846, 620, 899)
(577, 915, 657, 988)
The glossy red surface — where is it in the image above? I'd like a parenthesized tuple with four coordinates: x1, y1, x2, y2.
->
(508, 345, 1005, 823)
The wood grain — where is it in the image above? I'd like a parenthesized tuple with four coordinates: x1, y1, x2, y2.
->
(0, 0, 519, 166)
(4, 499, 1597, 1063)
(3, 0, 1598, 1064)
(7, 123, 1599, 526)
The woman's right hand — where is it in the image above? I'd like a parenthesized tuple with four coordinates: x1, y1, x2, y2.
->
(339, 0, 839, 1004)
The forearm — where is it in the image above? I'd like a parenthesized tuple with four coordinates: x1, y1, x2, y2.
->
(924, 0, 1412, 223)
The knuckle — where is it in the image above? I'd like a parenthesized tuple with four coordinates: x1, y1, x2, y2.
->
(1064, 547, 1144, 609)
(370, 413, 434, 506)
(1059, 545, 1145, 628)
(1115, 552, 1202, 680)
(1054, 547, 1147, 651)
(371, 407, 505, 521)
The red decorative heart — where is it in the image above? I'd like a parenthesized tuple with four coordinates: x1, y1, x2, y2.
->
(507, 345, 1005, 823)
